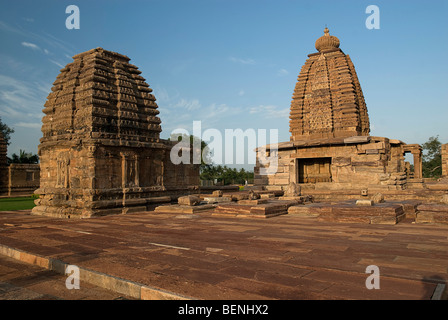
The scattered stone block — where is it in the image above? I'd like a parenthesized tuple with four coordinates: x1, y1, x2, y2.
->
(260, 193, 276, 199)
(231, 193, 250, 201)
(212, 190, 223, 197)
(177, 195, 201, 206)
(356, 199, 373, 206)
(371, 193, 385, 203)
(203, 196, 232, 204)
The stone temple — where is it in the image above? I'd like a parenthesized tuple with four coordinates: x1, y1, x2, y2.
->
(255, 28, 424, 193)
(32, 48, 199, 218)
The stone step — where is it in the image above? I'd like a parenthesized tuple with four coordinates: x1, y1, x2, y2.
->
(416, 204, 448, 225)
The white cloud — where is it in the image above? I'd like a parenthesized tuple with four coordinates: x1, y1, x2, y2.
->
(48, 59, 65, 68)
(14, 122, 41, 129)
(21, 41, 40, 50)
(0, 20, 76, 55)
(175, 98, 201, 111)
(249, 105, 289, 119)
(229, 56, 256, 65)
(0, 74, 48, 121)
(277, 68, 289, 76)
(238, 90, 245, 96)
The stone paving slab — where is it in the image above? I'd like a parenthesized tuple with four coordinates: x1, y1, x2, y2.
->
(0, 254, 134, 300)
(0, 209, 447, 300)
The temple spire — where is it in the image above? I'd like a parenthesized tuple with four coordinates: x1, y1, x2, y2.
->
(315, 27, 340, 52)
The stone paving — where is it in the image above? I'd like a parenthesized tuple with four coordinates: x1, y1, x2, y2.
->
(0, 208, 447, 300)
(0, 253, 133, 300)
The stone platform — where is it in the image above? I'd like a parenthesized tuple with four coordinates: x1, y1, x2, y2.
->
(154, 203, 216, 214)
(288, 200, 424, 225)
(1, 209, 447, 300)
(213, 200, 297, 219)
(316, 202, 406, 225)
(416, 204, 448, 224)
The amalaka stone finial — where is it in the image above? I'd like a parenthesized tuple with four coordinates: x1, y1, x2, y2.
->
(315, 27, 340, 52)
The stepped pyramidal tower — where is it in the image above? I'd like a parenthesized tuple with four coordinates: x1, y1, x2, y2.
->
(290, 27, 370, 141)
(33, 48, 199, 218)
(255, 28, 423, 190)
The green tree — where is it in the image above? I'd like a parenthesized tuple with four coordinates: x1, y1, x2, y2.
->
(422, 136, 442, 178)
(0, 117, 14, 146)
(7, 149, 39, 164)
(200, 164, 254, 185)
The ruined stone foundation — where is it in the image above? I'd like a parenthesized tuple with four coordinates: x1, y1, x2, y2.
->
(32, 48, 199, 218)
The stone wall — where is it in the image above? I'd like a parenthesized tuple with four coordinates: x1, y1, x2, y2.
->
(7, 164, 40, 196)
(255, 136, 410, 191)
(442, 144, 448, 177)
(33, 141, 199, 218)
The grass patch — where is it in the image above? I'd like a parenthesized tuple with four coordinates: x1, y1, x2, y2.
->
(0, 197, 36, 211)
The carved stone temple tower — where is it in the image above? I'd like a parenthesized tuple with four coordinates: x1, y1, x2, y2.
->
(32, 48, 199, 218)
(255, 28, 423, 191)
(289, 27, 370, 141)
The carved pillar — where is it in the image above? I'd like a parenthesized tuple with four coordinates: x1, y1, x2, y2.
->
(413, 151, 422, 179)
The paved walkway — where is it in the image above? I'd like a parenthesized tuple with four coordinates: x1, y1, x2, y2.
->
(0, 253, 133, 300)
(0, 209, 447, 300)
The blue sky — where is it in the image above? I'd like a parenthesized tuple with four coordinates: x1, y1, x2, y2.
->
(0, 0, 447, 169)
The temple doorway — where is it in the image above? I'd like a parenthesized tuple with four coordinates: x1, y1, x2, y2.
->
(297, 158, 332, 183)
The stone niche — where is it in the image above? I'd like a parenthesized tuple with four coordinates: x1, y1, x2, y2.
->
(32, 48, 199, 218)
